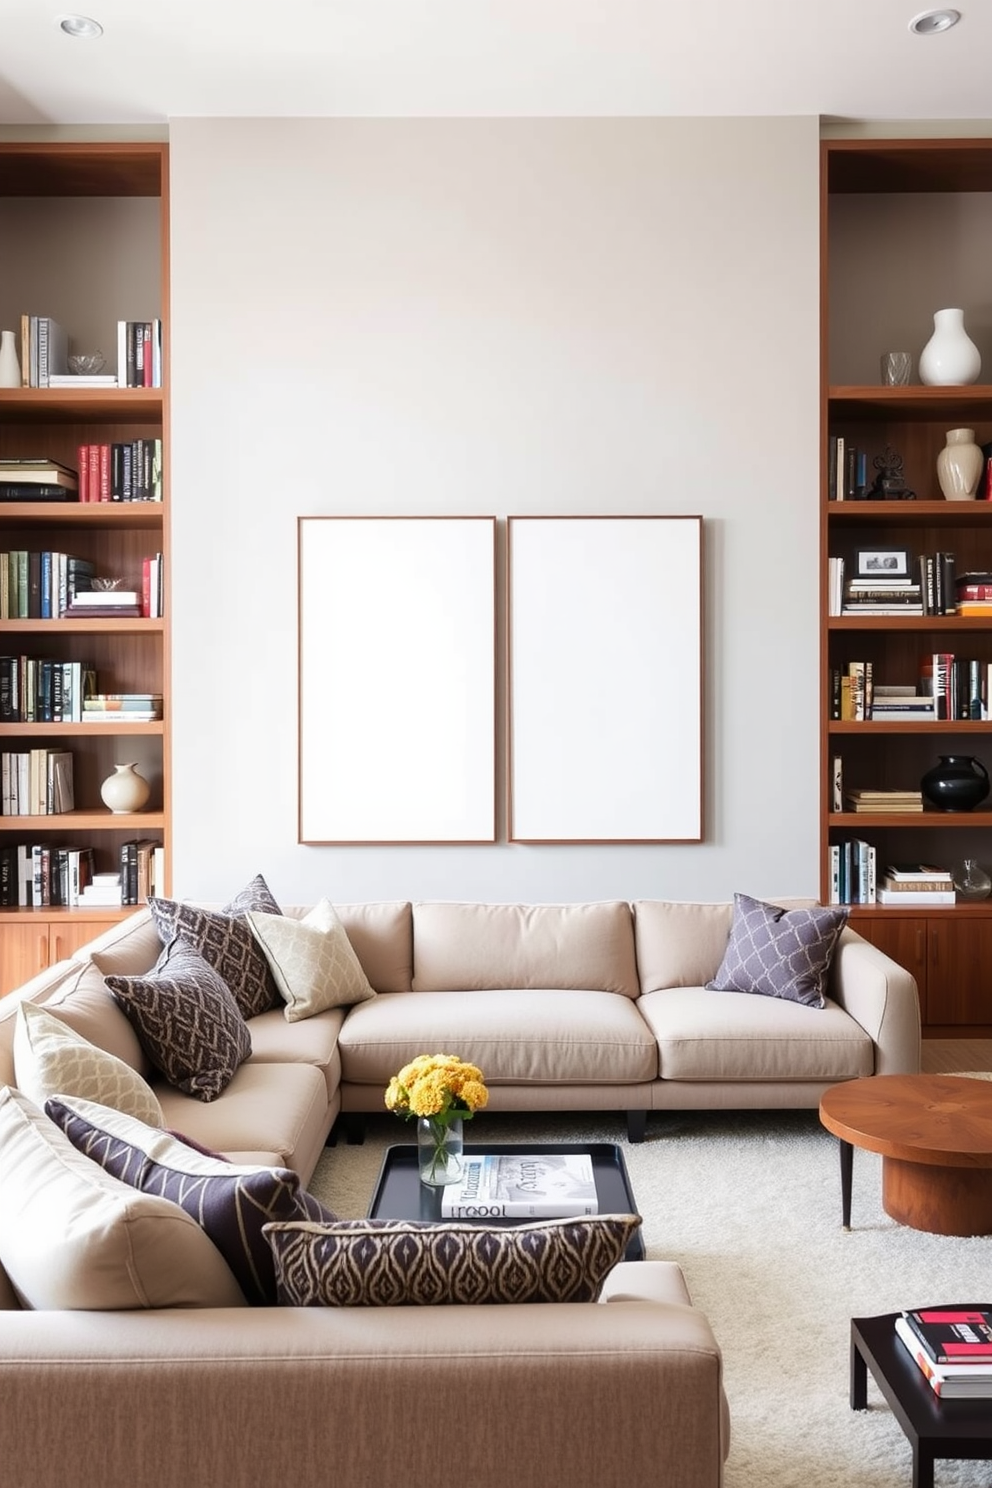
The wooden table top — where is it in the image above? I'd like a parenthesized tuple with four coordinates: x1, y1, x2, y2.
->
(819, 1074, 992, 1169)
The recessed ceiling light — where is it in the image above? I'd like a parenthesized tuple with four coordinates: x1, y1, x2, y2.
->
(909, 8, 961, 34)
(58, 14, 104, 39)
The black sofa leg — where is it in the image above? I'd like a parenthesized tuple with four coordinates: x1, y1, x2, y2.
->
(343, 1114, 366, 1145)
(626, 1110, 647, 1143)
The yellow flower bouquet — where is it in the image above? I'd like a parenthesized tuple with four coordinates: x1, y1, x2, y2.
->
(384, 1053, 488, 1184)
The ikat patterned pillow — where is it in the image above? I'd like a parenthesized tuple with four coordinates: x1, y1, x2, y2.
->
(148, 874, 283, 1019)
(45, 1095, 337, 1306)
(263, 1213, 641, 1307)
(705, 892, 848, 1009)
(105, 937, 251, 1101)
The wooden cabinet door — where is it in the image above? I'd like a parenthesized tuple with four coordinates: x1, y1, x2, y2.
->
(851, 918, 927, 989)
(49, 920, 117, 966)
(0, 923, 51, 996)
(927, 917, 992, 1027)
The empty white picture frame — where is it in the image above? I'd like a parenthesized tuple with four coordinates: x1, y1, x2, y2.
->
(508, 515, 703, 842)
(298, 516, 497, 843)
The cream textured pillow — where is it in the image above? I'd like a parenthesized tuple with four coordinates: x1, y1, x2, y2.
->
(13, 1000, 164, 1126)
(246, 898, 377, 1022)
(0, 1086, 246, 1311)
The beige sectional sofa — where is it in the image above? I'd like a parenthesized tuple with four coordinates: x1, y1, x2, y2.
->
(0, 895, 920, 1488)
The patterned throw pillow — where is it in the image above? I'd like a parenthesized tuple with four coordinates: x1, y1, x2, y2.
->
(46, 1095, 337, 1306)
(263, 1213, 641, 1307)
(245, 898, 377, 1021)
(705, 892, 848, 1009)
(12, 1001, 164, 1126)
(105, 937, 251, 1102)
(148, 873, 283, 1019)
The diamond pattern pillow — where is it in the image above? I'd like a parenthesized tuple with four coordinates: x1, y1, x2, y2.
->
(705, 892, 848, 1009)
(13, 1000, 164, 1126)
(263, 1213, 641, 1307)
(105, 937, 251, 1101)
(245, 898, 377, 1021)
(46, 1095, 337, 1306)
(148, 874, 283, 1019)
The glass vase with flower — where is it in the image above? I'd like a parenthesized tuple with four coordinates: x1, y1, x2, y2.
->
(384, 1053, 489, 1186)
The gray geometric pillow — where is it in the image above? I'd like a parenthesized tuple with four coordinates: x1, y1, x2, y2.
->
(705, 892, 848, 1009)
(148, 874, 282, 1019)
(105, 937, 251, 1101)
(45, 1095, 336, 1306)
(263, 1213, 641, 1307)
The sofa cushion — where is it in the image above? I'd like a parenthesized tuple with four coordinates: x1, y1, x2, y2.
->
(246, 898, 376, 1020)
(148, 874, 282, 1018)
(412, 901, 640, 998)
(284, 901, 414, 993)
(338, 988, 658, 1086)
(0, 1086, 246, 1310)
(12, 1000, 164, 1126)
(637, 986, 874, 1082)
(46, 1095, 337, 1306)
(263, 1213, 641, 1306)
(705, 893, 848, 1009)
(105, 938, 251, 1102)
(632, 898, 818, 993)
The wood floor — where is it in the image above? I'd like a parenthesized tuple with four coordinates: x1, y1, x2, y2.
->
(921, 1038, 992, 1073)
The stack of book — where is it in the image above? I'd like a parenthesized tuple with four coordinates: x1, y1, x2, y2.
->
(895, 1308, 992, 1399)
(844, 789, 924, 814)
(62, 589, 142, 619)
(842, 575, 923, 616)
(869, 685, 935, 723)
(116, 319, 163, 388)
(440, 1152, 598, 1219)
(955, 571, 992, 617)
(81, 693, 162, 723)
(827, 839, 876, 905)
(0, 457, 78, 503)
(877, 863, 956, 907)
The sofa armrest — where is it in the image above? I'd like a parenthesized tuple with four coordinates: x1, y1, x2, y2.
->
(829, 929, 921, 1075)
(0, 1295, 728, 1488)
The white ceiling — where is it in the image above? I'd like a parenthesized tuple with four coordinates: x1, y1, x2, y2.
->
(1, 0, 991, 125)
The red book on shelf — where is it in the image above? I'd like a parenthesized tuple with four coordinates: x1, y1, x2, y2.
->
(141, 555, 151, 618)
(143, 323, 152, 387)
(86, 444, 100, 502)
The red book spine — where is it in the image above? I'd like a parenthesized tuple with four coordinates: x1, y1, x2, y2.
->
(141, 556, 151, 619)
(143, 324, 152, 387)
(76, 444, 89, 503)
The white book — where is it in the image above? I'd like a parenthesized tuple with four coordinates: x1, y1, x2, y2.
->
(78, 886, 123, 905)
(876, 888, 956, 906)
(69, 590, 140, 605)
(47, 374, 119, 387)
(441, 1152, 598, 1219)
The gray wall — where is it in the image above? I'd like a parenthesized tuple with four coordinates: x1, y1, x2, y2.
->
(169, 116, 821, 905)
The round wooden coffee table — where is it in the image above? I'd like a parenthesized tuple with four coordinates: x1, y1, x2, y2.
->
(819, 1073, 992, 1236)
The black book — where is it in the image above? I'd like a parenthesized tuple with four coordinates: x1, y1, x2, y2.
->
(903, 1308, 992, 1364)
(0, 484, 77, 502)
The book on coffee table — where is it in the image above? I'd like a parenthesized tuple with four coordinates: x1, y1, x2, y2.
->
(902, 1307, 992, 1363)
(895, 1316, 992, 1398)
(441, 1151, 598, 1219)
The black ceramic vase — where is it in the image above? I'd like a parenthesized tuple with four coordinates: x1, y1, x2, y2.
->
(920, 754, 990, 812)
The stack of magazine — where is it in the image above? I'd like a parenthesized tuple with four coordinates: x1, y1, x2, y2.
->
(895, 1307, 992, 1398)
(440, 1152, 598, 1219)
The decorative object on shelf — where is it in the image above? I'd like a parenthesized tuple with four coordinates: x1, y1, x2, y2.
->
(868, 447, 916, 501)
(952, 858, 992, 901)
(67, 352, 105, 375)
(918, 307, 981, 386)
(99, 762, 151, 815)
(854, 545, 911, 579)
(0, 329, 21, 388)
(384, 1052, 488, 1186)
(92, 576, 125, 590)
(880, 351, 912, 386)
(920, 754, 990, 812)
(937, 427, 984, 501)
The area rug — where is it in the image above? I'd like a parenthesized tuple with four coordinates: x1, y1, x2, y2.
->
(309, 1107, 992, 1488)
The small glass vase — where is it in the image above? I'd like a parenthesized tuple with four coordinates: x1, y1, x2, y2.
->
(952, 859, 992, 902)
(417, 1115, 463, 1186)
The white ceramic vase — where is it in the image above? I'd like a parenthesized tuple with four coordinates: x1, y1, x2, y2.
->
(100, 762, 150, 814)
(0, 329, 21, 388)
(937, 427, 984, 501)
(918, 307, 981, 386)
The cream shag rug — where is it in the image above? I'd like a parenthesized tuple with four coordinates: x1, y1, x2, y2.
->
(309, 1108, 992, 1488)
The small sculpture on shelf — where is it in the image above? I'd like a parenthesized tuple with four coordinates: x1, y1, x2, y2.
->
(868, 446, 916, 501)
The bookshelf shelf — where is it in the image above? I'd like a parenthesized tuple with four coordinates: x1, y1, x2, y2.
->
(822, 136, 992, 1033)
(0, 140, 170, 990)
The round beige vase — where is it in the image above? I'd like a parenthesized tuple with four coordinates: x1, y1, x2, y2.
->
(100, 762, 150, 813)
(937, 427, 984, 500)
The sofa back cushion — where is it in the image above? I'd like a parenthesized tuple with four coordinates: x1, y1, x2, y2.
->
(283, 901, 413, 993)
(0, 958, 154, 1090)
(13, 1001, 164, 1126)
(412, 902, 640, 997)
(0, 1086, 246, 1310)
(633, 898, 817, 993)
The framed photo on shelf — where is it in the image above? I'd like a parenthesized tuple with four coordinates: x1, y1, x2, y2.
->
(854, 546, 911, 580)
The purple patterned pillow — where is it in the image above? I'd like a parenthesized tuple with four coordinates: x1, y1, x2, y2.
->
(105, 937, 251, 1101)
(705, 893, 848, 1009)
(148, 874, 283, 1019)
(46, 1095, 337, 1306)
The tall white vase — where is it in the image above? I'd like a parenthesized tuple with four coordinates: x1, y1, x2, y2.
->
(0, 329, 20, 388)
(919, 307, 982, 386)
(937, 427, 984, 501)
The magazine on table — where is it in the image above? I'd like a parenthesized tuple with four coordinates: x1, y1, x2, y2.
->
(441, 1152, 599, 1218)
(894, 1316, 992, 1398)
(902, 1307, 992, 1363)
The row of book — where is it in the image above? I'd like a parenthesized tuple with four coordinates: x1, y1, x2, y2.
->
(0, 658, 96, 724)
(0, 838, 163, 907)
(1, 551, 94, 619)
(896, 1306, 992, 1400)
(830, 661, 992, 723)
(827, 850, 958, 906)
(828, 553, 975, 617)
(75, 440, 163, 503)
(116, 320, 163, 389)
(13, 316, 163, 389)
(1, 749, 74, 816)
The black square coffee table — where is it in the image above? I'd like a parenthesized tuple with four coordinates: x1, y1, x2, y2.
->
(367, 1141, 644, 1262)
(851, 1309, 992, 1488)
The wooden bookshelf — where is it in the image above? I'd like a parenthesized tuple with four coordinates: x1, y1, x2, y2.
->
(0, 142, 170, 994)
